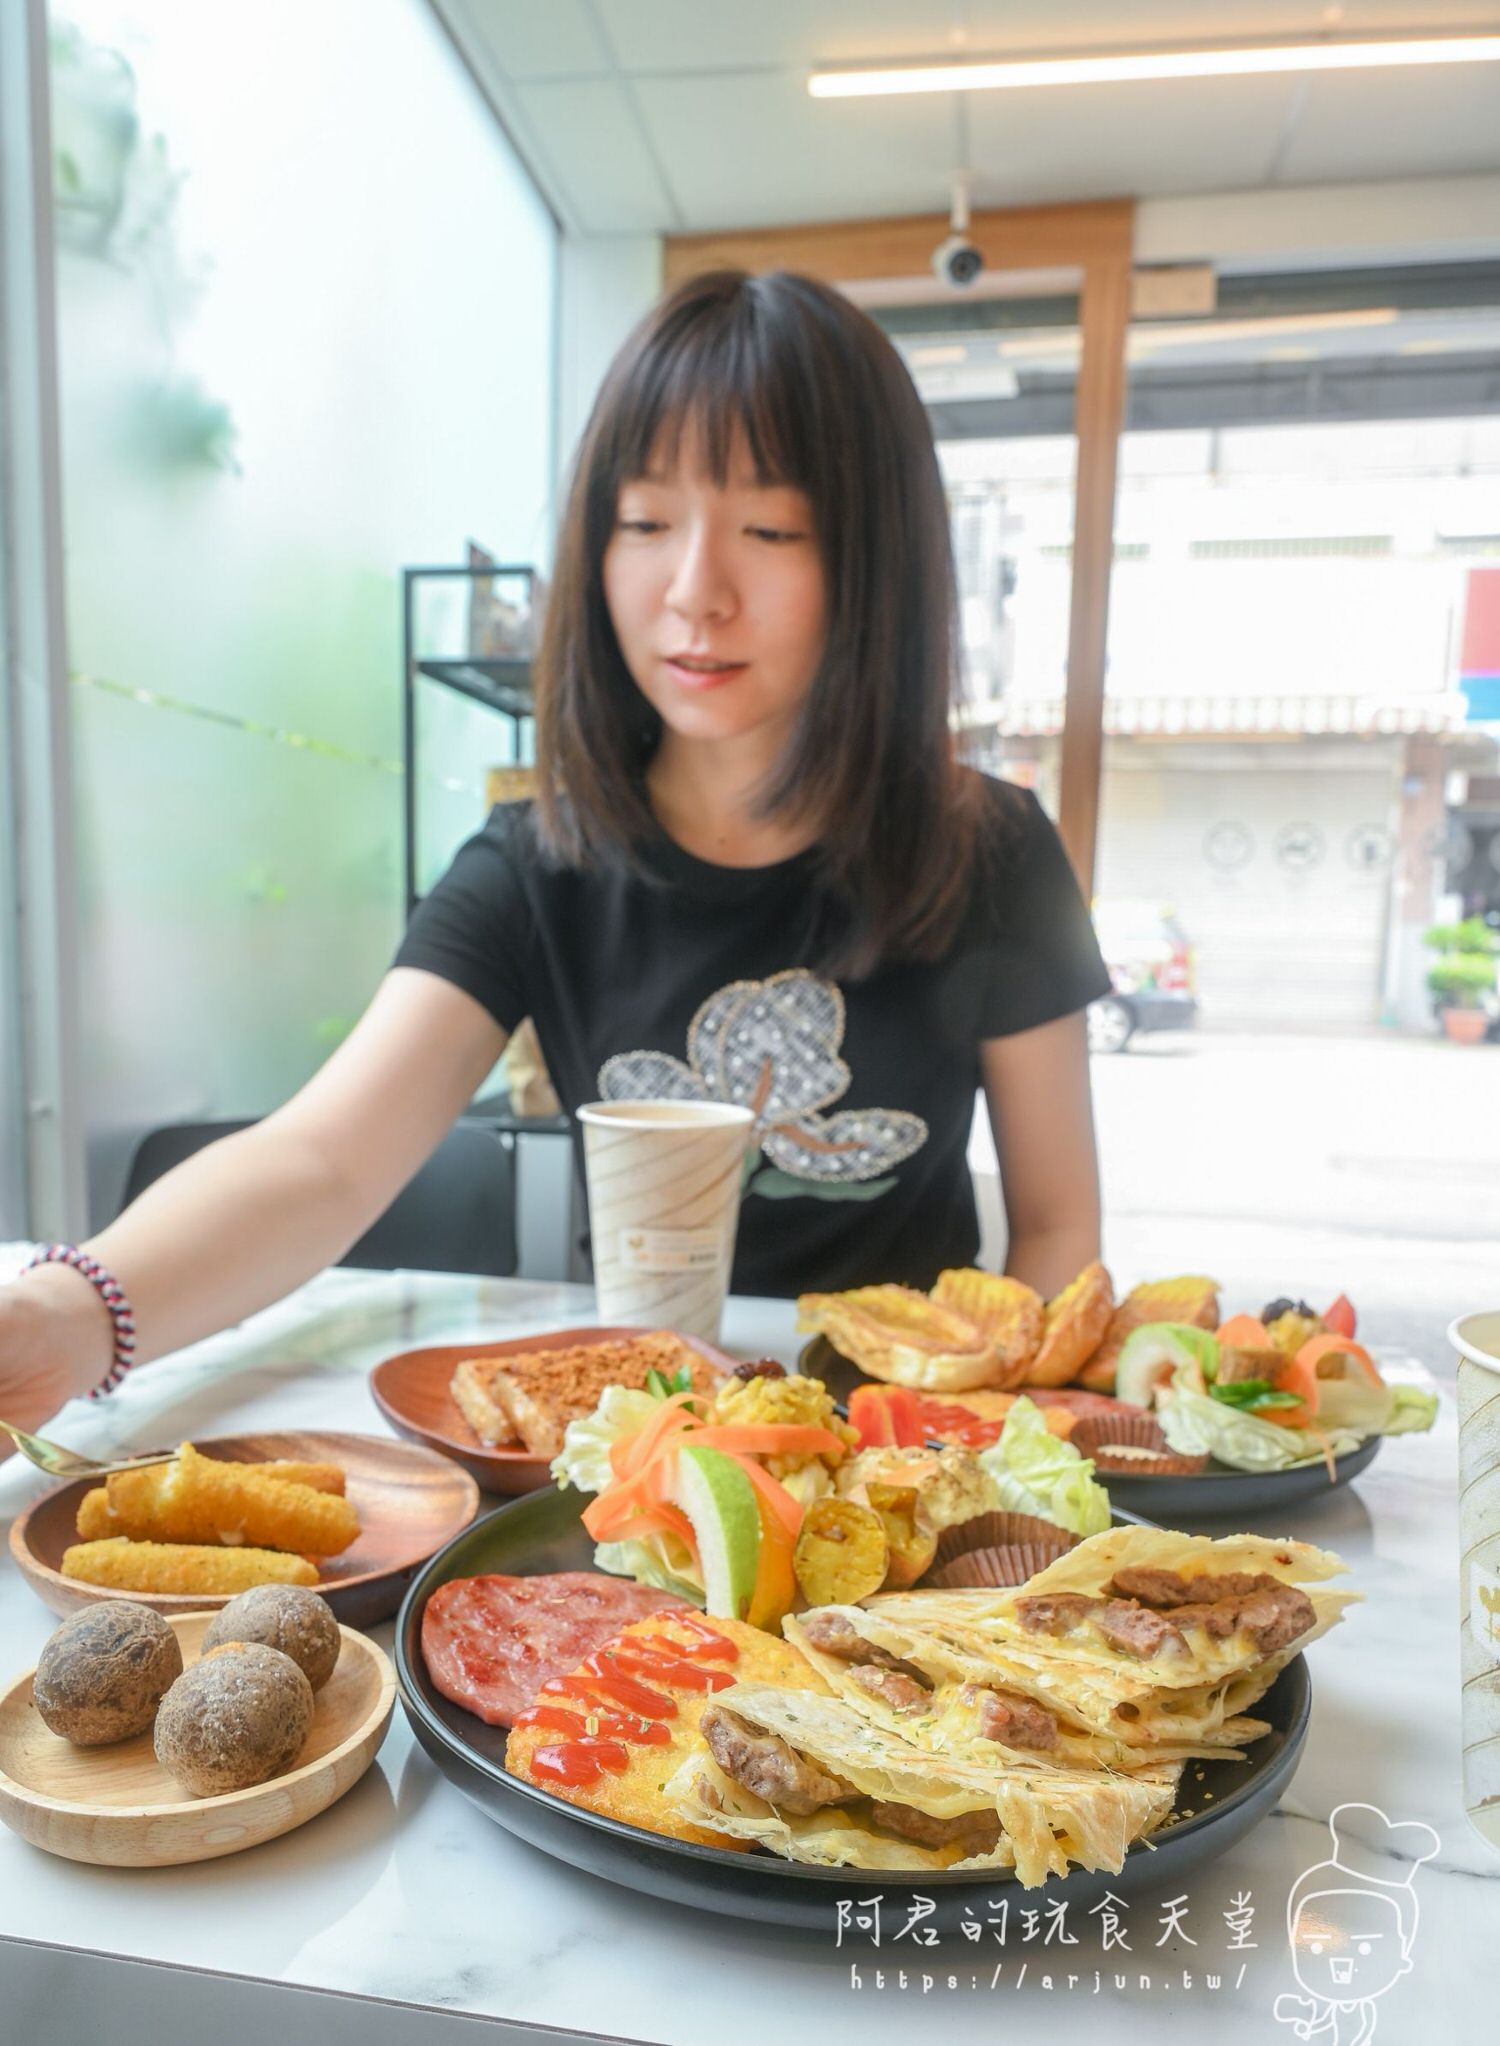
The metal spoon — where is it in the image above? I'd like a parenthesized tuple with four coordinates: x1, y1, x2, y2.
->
(0, 1418, 175, 1480)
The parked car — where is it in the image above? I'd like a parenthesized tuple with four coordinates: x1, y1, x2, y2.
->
(1087, 900, 1199, 1053)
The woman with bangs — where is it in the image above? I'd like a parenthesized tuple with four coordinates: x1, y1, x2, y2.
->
(2, 271, 1110, 1424)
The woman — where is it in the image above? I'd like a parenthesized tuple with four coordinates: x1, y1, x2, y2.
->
(1, 270, 1108, 1431)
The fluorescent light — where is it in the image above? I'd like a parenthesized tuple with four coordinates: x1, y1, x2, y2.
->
(809, 34, 1500, 98)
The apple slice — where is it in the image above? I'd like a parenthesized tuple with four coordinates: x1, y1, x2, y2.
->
(672, 1443, 762, 1623)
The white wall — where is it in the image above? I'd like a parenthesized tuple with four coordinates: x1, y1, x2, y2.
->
(1136, 173, 1500, 273)
(556, 235, 662, 480)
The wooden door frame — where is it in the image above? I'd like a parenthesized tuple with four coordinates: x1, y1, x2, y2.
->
(664, 199, 1136, 892)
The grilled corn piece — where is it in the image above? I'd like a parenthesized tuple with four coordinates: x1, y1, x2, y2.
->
(102, 1442, 359, 1557)
(61, 1536, 318, 1594)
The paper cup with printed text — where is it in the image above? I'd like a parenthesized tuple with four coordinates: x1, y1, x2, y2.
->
(578, 1100, 754, 1344)
(1452, 1310, 1500, 1858)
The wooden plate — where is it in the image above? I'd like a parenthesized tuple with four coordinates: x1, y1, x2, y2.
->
(0, 1611, 394, 1866)
(9, 1431, 481, 1625)
(368, 1324, 742, 1493)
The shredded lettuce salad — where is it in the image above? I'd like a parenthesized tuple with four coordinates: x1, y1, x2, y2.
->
(976, 1397, 1112, 1536)
(1120, 1320, 1440, 1471)
(1155, 1361, 1362, 1470)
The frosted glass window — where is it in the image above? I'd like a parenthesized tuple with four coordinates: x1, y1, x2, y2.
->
(47, 2, 556, 1221)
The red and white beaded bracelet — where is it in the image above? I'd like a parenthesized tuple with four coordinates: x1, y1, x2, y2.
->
(23, 1244, 138, 1398)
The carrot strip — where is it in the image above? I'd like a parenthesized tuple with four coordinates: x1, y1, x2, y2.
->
(582, 1463, 669, 1539)
(1293, 1335, 1381, 1386)
(672, 1423, 848, 1460)
(611, 1393, 700, 1481)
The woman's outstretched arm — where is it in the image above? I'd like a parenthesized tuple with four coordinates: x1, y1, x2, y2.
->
(979, 1010, 1103, 1298)
(0, 967, 507, 1439)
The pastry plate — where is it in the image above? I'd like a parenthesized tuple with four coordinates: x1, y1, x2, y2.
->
(797, 1335, 1382, 1522)
(369, 1324, 742, 1494)
(0, 1611, 394, 1866)
(10, 1430, 480, 1626)
(394, 1484, 1310, 1934)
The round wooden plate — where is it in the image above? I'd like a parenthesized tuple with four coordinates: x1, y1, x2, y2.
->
(9, 1431, 481, 1625)
(0, 1611, 394, 1866)
(368, 1325, 742, 1493)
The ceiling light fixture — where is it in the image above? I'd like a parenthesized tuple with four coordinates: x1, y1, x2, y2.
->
(808, 33, 1500, 98)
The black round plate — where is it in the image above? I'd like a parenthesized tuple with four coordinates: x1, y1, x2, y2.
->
(1088, 1433, 1380, 1520)
(798, 1335, 1382, 1523)
(394, 1486, 1312, 1934)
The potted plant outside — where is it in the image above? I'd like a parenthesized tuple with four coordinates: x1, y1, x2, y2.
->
(1424, 918, 1499, 1045)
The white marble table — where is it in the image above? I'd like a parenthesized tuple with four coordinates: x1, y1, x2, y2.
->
(0, 1269, 1493, 2043)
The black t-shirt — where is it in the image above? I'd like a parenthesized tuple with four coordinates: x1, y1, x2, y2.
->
(393, 772, 1109, 1298)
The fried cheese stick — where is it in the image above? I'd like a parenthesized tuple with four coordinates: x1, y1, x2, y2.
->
(102, 1442, 360, 1556)
(61, 1537, 319, 1594)
(76, 1458, 346, 1541)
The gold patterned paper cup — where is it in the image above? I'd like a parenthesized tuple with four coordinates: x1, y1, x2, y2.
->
(1451, 1310, 1500, 1859)
(577, 1100, 754, 1345)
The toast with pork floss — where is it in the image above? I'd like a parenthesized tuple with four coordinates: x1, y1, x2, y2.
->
(453, 1334, 719, 1456)
(664, 1682, 1177, 1886)
(505, 1611, 832, 1848)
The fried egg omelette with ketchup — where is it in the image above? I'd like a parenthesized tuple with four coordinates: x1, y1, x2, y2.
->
(505, 1611, 831, 1848)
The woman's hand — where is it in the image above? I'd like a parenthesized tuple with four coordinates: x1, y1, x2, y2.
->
(980, 1011, 1103, 1299)
(0, 1265, 114, 1457)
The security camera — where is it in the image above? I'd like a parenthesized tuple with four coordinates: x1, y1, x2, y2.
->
(932, 174, 982, 288)
(932, 233, 983, 288)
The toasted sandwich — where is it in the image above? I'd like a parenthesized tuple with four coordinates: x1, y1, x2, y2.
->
(450, 1331, 719, 1457)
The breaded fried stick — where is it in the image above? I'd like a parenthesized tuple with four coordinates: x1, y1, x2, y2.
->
(76, 1457, 346, 1542)
(103, 1443, 359, 1557)
(62, 1537, 318, 1594)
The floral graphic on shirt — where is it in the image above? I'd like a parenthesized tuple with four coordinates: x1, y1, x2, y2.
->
(598, 969, 928, 1203)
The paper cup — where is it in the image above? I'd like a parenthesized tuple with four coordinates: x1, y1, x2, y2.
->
(1451, 1310, 1500, 1860)
(578, 1100, 754, 1344)
(1067, 1413, 1210, 1476)
(925, 1543, 1073, 1590)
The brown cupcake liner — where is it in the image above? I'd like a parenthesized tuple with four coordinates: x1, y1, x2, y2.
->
(924, 1541, 1074, 1589)
(1068, 1412, 1208, 1476)
(934, 1510, 1075, 1569)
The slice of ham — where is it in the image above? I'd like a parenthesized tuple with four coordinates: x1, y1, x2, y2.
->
(420, 1571, 689, 1727)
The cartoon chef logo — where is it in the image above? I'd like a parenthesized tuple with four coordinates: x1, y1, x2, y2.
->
(1273, 1803, 1439, 2044)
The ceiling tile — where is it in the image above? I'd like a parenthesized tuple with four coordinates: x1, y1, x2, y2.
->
(511, 80, 677, 231)
(592, 0, 1500, 75)
(1275, 69, 1500, 183)
(451, 0, 611, 81)
(964, 73, 1297, 204)
(631, 69, 954, 229)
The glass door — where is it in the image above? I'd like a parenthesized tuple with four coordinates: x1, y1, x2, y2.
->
(870, 274, 1086, 816)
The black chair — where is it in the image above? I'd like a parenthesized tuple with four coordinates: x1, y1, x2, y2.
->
(120, 1119, 518, 1278)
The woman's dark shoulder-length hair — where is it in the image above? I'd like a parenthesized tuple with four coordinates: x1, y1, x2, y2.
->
(533, 266, 992, 978)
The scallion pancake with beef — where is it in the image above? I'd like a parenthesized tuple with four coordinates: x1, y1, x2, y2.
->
(792, 1528, 1353, 1762)
(873, 1527, 1354, 1687)
(664, 1680, 1177, 1887)
(784, 1608, 1266, 1769)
